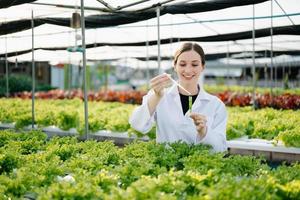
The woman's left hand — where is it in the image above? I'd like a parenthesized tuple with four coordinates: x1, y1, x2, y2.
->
(190, 113, 207, 140)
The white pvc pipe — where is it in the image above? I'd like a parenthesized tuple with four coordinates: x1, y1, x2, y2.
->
(252, 4, 256, 109)
(226, 41, 229, 86)
(5, 32, 9, 98)
(146, 22, 150, 90)
(270, 0, 274, 90)
(156, 6, 161, 74)
(81, 0, 89, 138)
(31, 10, 35, 128)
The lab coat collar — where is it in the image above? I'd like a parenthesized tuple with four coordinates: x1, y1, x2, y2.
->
(193, 85, 211, 112)
(167, 83, 211, 115)
(198, 85, 210, 100)
(168, 83, 179, 96)
(167, 84, 182, 112)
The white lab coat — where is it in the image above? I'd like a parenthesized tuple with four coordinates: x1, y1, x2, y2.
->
(129, 84, 228, 152)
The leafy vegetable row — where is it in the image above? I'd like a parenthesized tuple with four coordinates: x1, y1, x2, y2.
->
(0, 130, 299, 199)
(0, 99, 299, 147)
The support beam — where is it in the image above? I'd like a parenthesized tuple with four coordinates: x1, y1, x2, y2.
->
(31, 10, 35, 129)
(252, 4, 256, 109)
(156, 6, 161, 74)
(81, 0, 89, 139)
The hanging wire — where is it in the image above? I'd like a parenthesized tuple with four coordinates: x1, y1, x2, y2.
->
(274, 0, 295, 25)
(116, 0, 151, 11)
(30, 2, 111, 12)
(95, 0, 115, 11)
(138, 0, 177, 12)
(119, 12, 300, 28)
(184, 14, 221, 35)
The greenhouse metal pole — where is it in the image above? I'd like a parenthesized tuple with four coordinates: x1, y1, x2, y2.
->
(252, 4, 256, 110)
(80, 0, 89, 139)
(146, 37, 150, 90)
(5, 34, 9, 98)
(31, 10, 36, 129)
(273, 0, 277, 87)
(226, 42, 229, 87)
(15, 53, 18, 68)
(264, 50, 268, 87)
(156, 6, 161, 74)
(68, 30, 71, 95)
(282, 59, 285, 88)
(145, 20, 150, 90)
(270, 0, 274, 92)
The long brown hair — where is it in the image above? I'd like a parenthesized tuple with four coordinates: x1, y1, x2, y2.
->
(173, 43, 205, 66)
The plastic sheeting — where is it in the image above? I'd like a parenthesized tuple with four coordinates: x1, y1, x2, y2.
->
(0, 0, 269, 35)
(0, 0, 299, 61)
(0, 0, 36, 9)
(1, 24, 299, 58)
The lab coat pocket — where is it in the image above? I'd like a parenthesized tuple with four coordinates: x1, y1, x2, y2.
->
(206, 116, 214, 130)
(179, 117, 198, 143)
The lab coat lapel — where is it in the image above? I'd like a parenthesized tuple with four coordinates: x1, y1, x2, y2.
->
(167, 84, 182, 113)
(192, 85, 210, 111)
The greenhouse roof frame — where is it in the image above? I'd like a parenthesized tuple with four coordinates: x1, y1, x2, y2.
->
(0, 0, 299, 63)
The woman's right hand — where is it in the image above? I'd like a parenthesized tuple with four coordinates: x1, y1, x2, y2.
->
(150, 73, 172, 97)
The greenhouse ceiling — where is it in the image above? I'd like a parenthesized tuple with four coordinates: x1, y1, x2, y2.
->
(0, 0, 299, 64)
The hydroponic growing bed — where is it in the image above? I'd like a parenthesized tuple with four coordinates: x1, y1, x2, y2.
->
(0, 129, 299, 199)
(1, 98, 300, 161)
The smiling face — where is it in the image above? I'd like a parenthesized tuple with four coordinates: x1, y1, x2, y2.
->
(174, 50, 204, 87)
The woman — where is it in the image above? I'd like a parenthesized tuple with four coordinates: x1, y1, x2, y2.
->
(129, 43, 227, 152)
